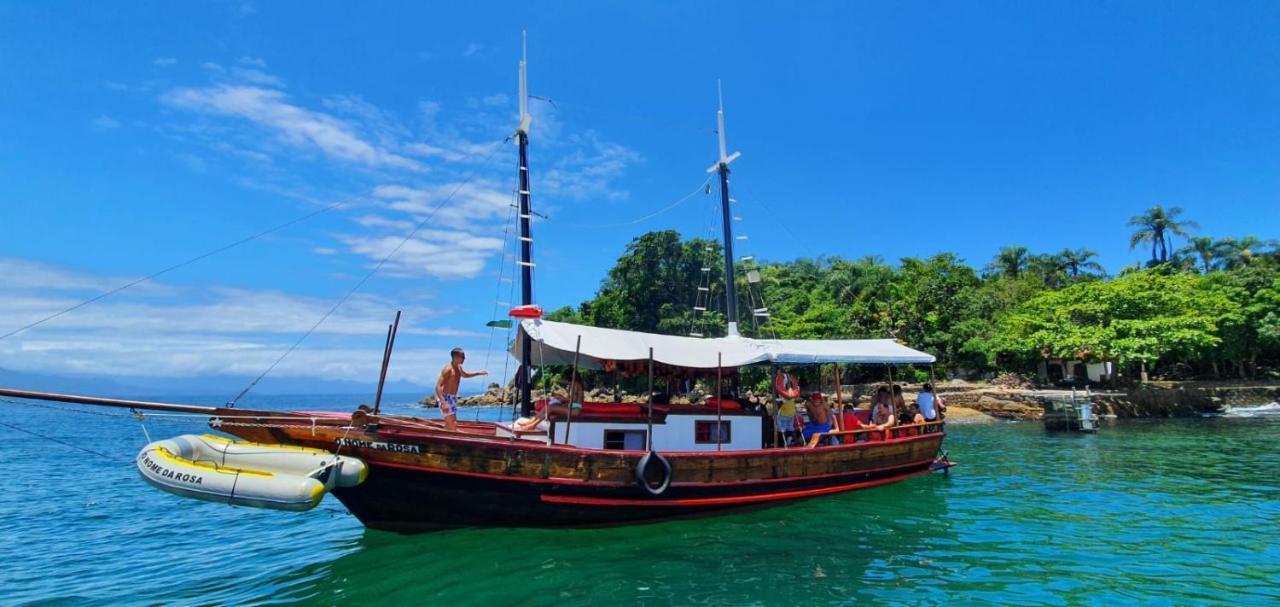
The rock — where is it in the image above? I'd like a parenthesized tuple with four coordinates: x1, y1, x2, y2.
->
(942, 406, 997, 424)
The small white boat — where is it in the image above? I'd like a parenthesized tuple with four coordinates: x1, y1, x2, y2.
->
(136, 434, 367, 511)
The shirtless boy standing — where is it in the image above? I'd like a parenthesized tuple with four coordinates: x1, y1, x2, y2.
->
(436, 348, 487, 432)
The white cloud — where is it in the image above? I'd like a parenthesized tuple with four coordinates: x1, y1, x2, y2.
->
(162, 84, 425, 172)
(0, 258, 172, 295)
(0, 257, 480, 383)
(373, 181, 511, 228)
(238, 56, 268, 68)
(153, 57, 177, 67)
(541, 131, 642, 201)
(339, 229, 505, 279)
(482, 93, 509, 107)
(229, 67, 283, 87)
(461, 43, 483, 57)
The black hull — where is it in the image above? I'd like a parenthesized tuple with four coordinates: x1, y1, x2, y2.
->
(334, 458, 938, 533)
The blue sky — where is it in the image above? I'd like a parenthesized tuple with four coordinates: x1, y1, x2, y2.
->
(1, 2, 1277, 393)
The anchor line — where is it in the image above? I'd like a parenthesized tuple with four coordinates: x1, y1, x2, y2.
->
(0, 421, 128, 463)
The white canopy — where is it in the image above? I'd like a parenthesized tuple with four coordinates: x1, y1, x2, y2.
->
(513, 319, 935, 370)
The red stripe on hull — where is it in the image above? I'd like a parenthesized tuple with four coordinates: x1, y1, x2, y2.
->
(366, 453, 935, 488)
(540, 466, 933, 507)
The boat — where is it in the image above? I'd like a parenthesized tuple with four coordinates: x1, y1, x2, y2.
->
(136, 433, 367, 511)
(0, 37, 951, 532)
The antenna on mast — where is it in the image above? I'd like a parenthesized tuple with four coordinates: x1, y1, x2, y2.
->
(707, 79, 742, 173)
(516, 30, 532, 136)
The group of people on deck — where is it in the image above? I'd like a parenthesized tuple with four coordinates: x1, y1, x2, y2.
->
(773, 383, 944, 447)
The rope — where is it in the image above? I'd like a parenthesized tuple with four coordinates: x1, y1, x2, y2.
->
(551, 175, 713, 229)
(0, 421, 128, 463)
(0, 189, 375, 341)
(0, 397, 133, 418)
(132, 408, 152, 443)
(227, 137, 511, 406)
(479, 188, 520, 423)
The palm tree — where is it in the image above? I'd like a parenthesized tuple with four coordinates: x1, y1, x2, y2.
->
(1128, 205, 1199, 265)
(986, 245, 1029, 279)
(1027, 253, 1068, 288)
(1217, 236, 1279, 270)
(1057, 248, 1104, 277)
(1176, 236, 1225, 273)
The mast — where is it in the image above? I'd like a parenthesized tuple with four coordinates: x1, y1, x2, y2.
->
(706, 81, 743, 336)
(516, 32, 536, 417)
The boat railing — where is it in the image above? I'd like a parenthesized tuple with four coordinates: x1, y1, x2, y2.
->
(805, 420, 945, 448)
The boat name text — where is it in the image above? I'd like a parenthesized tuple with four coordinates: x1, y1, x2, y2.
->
(138, 452, 204, 485)
(336, 439, 422, 454)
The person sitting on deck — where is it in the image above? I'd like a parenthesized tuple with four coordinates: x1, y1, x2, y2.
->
(916, 383, 942, 422)
(802, 392, 833, 445)
(840, 404, 867, 444)
(870, 389, 896, 439)
(514, 378, 585, 431)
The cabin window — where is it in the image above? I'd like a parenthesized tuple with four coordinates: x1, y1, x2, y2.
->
(603, 430, 647, 450)
(695, 420, 731, 444)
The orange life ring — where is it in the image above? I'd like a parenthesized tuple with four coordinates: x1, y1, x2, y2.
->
(774, 372, 801, 399)
(603, 359, 617, 373)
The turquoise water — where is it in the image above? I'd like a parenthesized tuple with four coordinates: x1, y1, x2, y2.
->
(1, 395, 1277, 606)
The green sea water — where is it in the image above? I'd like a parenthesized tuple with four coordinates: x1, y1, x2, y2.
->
(1, 395, 1277, 606)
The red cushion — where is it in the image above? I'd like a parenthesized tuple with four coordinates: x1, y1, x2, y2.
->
(704, 398, 742, 411)
(580, 402, 644, 416)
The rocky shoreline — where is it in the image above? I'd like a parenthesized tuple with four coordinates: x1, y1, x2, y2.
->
(420, 380, 1280, 422)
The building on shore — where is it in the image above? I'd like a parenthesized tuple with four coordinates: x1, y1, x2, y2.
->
(1038, 359, 1113, 383)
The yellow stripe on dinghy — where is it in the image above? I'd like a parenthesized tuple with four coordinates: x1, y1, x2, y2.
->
(155, 446, 275, 478)
(199, 433, 333, 455)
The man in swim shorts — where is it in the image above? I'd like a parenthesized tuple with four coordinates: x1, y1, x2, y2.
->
(436, 347, 487, 432)
(802, 391, 833, 445)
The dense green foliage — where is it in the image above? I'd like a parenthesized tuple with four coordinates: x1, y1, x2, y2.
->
(547, 207, 1280, 382)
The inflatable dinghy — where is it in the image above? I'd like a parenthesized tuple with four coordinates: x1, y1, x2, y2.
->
(136, 434, 367, 512)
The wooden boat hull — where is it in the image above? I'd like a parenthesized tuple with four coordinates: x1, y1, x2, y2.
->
(332, 453, 939, 532)
(218, 411, 946, 533)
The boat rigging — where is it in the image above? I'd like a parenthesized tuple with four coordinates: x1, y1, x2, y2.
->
(0, 34, 952, 532)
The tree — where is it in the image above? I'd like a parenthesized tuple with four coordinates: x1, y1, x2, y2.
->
(985, 245, 1030, 279)
(886, 254, 983, 366)
(1216, 236, 1278, 270)
(1128, 205, 1198, 266)
(1205, 263, 1280, 377)
(1057, 248, 1105, 278)
(1027, 253, 1068, 289)
(577, 231, 725, 335)
(996, 270, 1238, 381)
(550, 230, 1277, 382)
(1177, 236, 1225, 274)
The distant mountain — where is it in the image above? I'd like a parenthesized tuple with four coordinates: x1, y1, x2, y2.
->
(0, 367, 150, 396)
(0, 368, 430, 398)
